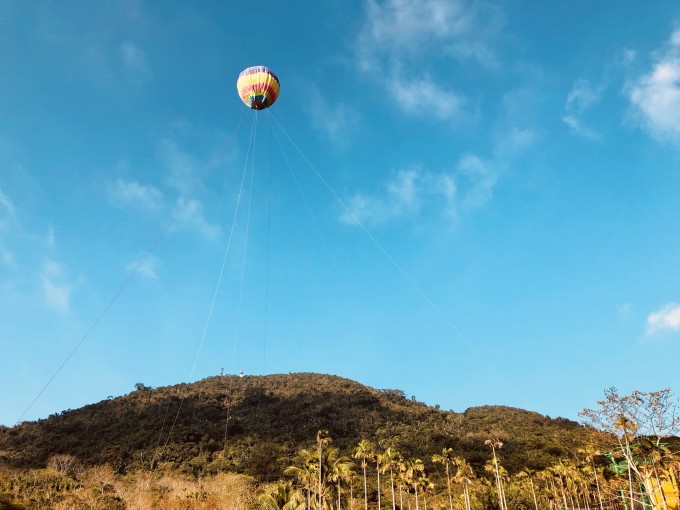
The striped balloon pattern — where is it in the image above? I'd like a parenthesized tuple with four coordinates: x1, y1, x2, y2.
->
(236, 66, 280, 110)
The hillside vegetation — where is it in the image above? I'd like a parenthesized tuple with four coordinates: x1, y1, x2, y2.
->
(1, 375, 678, 510)
(0, 373, 587, 478)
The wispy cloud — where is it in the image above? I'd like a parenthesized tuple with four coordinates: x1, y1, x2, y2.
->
(1, 248, 15, 268)
(358, 0, 493, 65)
(391, 76, 464, 121)
(107, 178, 163, 210)
(457, 154, 497, 209)
(0, 187, 16, 267)
(158, 140, 221, 239)
(340, 154, 498, 226)
(646, 302, 680, 335)
(494, 126, 538, 156)
(562, 79, 602, 139)
(0, 186, 16, 231)
(628, 28, 680, 144)
(40, 260, 73, 313)
(159, 139, 200, 195)
(171, 197, 220, 240)
(340, 167, 447, 225)
(120, 41, 148, 72)
(354, 0, 499, 122)
(621, 48, 637, 67)
(306, 85, 360, 145)
(126, 254, 159, 280)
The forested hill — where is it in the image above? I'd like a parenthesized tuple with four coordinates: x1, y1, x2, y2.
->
(0, 373, 592, 479)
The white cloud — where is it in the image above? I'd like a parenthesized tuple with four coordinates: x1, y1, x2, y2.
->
(0, 201, 14, 267)
(126, 254, 159, 280)
(387, 168, 420, 209)
(0, 187, 15, 216)
(495, 126, 537, 156)
(621, 48, 637, 66)
(567, 79, 602, 111)
(359, 0, 487, 63)
(340, 166, 459, 225)
(628, 29, 680, 144)
(340, 168, 424, 225)
(646, 303, 680, 335)
(107, 178, 163, 210)
(458, 154, 497, 209)
(392, 77, 464, 121)
(354, 0, 499, 122)
(172, 197, 220, 239)
(1, 248, 15, 268)
(120, 41, 148, 71)
(0, 186, 16, 232)
(159, 139, 200, 195)
(562, 79, 602, 139)
(41, 260, 73, 313)
(307, 85, 360, 144)
(447, 40, 499, 68)
(153, 139, 222, 240)
(341, 151, 500, 227)
(340, 194, 382, 225)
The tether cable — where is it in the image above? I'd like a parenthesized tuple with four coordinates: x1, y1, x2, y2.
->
(152, 112, 257, 468)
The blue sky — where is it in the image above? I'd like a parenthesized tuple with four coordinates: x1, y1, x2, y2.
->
(2, 0, 680, 426)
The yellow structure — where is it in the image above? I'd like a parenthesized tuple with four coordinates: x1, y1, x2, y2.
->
(662, 479, 679, 510)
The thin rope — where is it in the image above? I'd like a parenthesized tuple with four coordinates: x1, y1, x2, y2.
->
(193, 112, 258, 379)
(263, 115, 273, 371)
(220, 390, 232, 472)
(272, 124, 356, 310)
(153, 396, 173, 455)
(152, 113, 257, 468)
(232, 111, 258, 373)
(11, 111, 247, 428)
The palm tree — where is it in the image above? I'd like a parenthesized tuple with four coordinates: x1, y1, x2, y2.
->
(370, 446, 382, 510)
(432, 448, 456, 510)
(398, 458, 414, 510)
(417, 475, 434, 510)
(407, 459, 425, 510)
(453, 457, 475, 510)
(353, 440, 373, 510)
(259, 482, 305, 510)
(517, 470, 540, 510)
(316, 430, 332, 509)
(285, 449, 318, 509)
(579, 445, 605, 510)
(485, 439, 508, 510)
(396, 458, 408, 510)
(381, 447, 401, 510)
(327, 447, 355, 510)
(550, 461, 577, 510)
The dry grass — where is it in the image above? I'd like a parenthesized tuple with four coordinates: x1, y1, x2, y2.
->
(115, 471, 259, 510)
(0, 467, 261, 510)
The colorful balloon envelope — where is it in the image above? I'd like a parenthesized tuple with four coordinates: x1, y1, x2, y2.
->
(236, 66, 280, 110)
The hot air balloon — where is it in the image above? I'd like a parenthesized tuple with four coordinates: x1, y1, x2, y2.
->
(236, 66, 280, 110)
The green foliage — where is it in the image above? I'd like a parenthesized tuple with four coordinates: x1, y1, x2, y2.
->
(1, 373, 590, 479)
